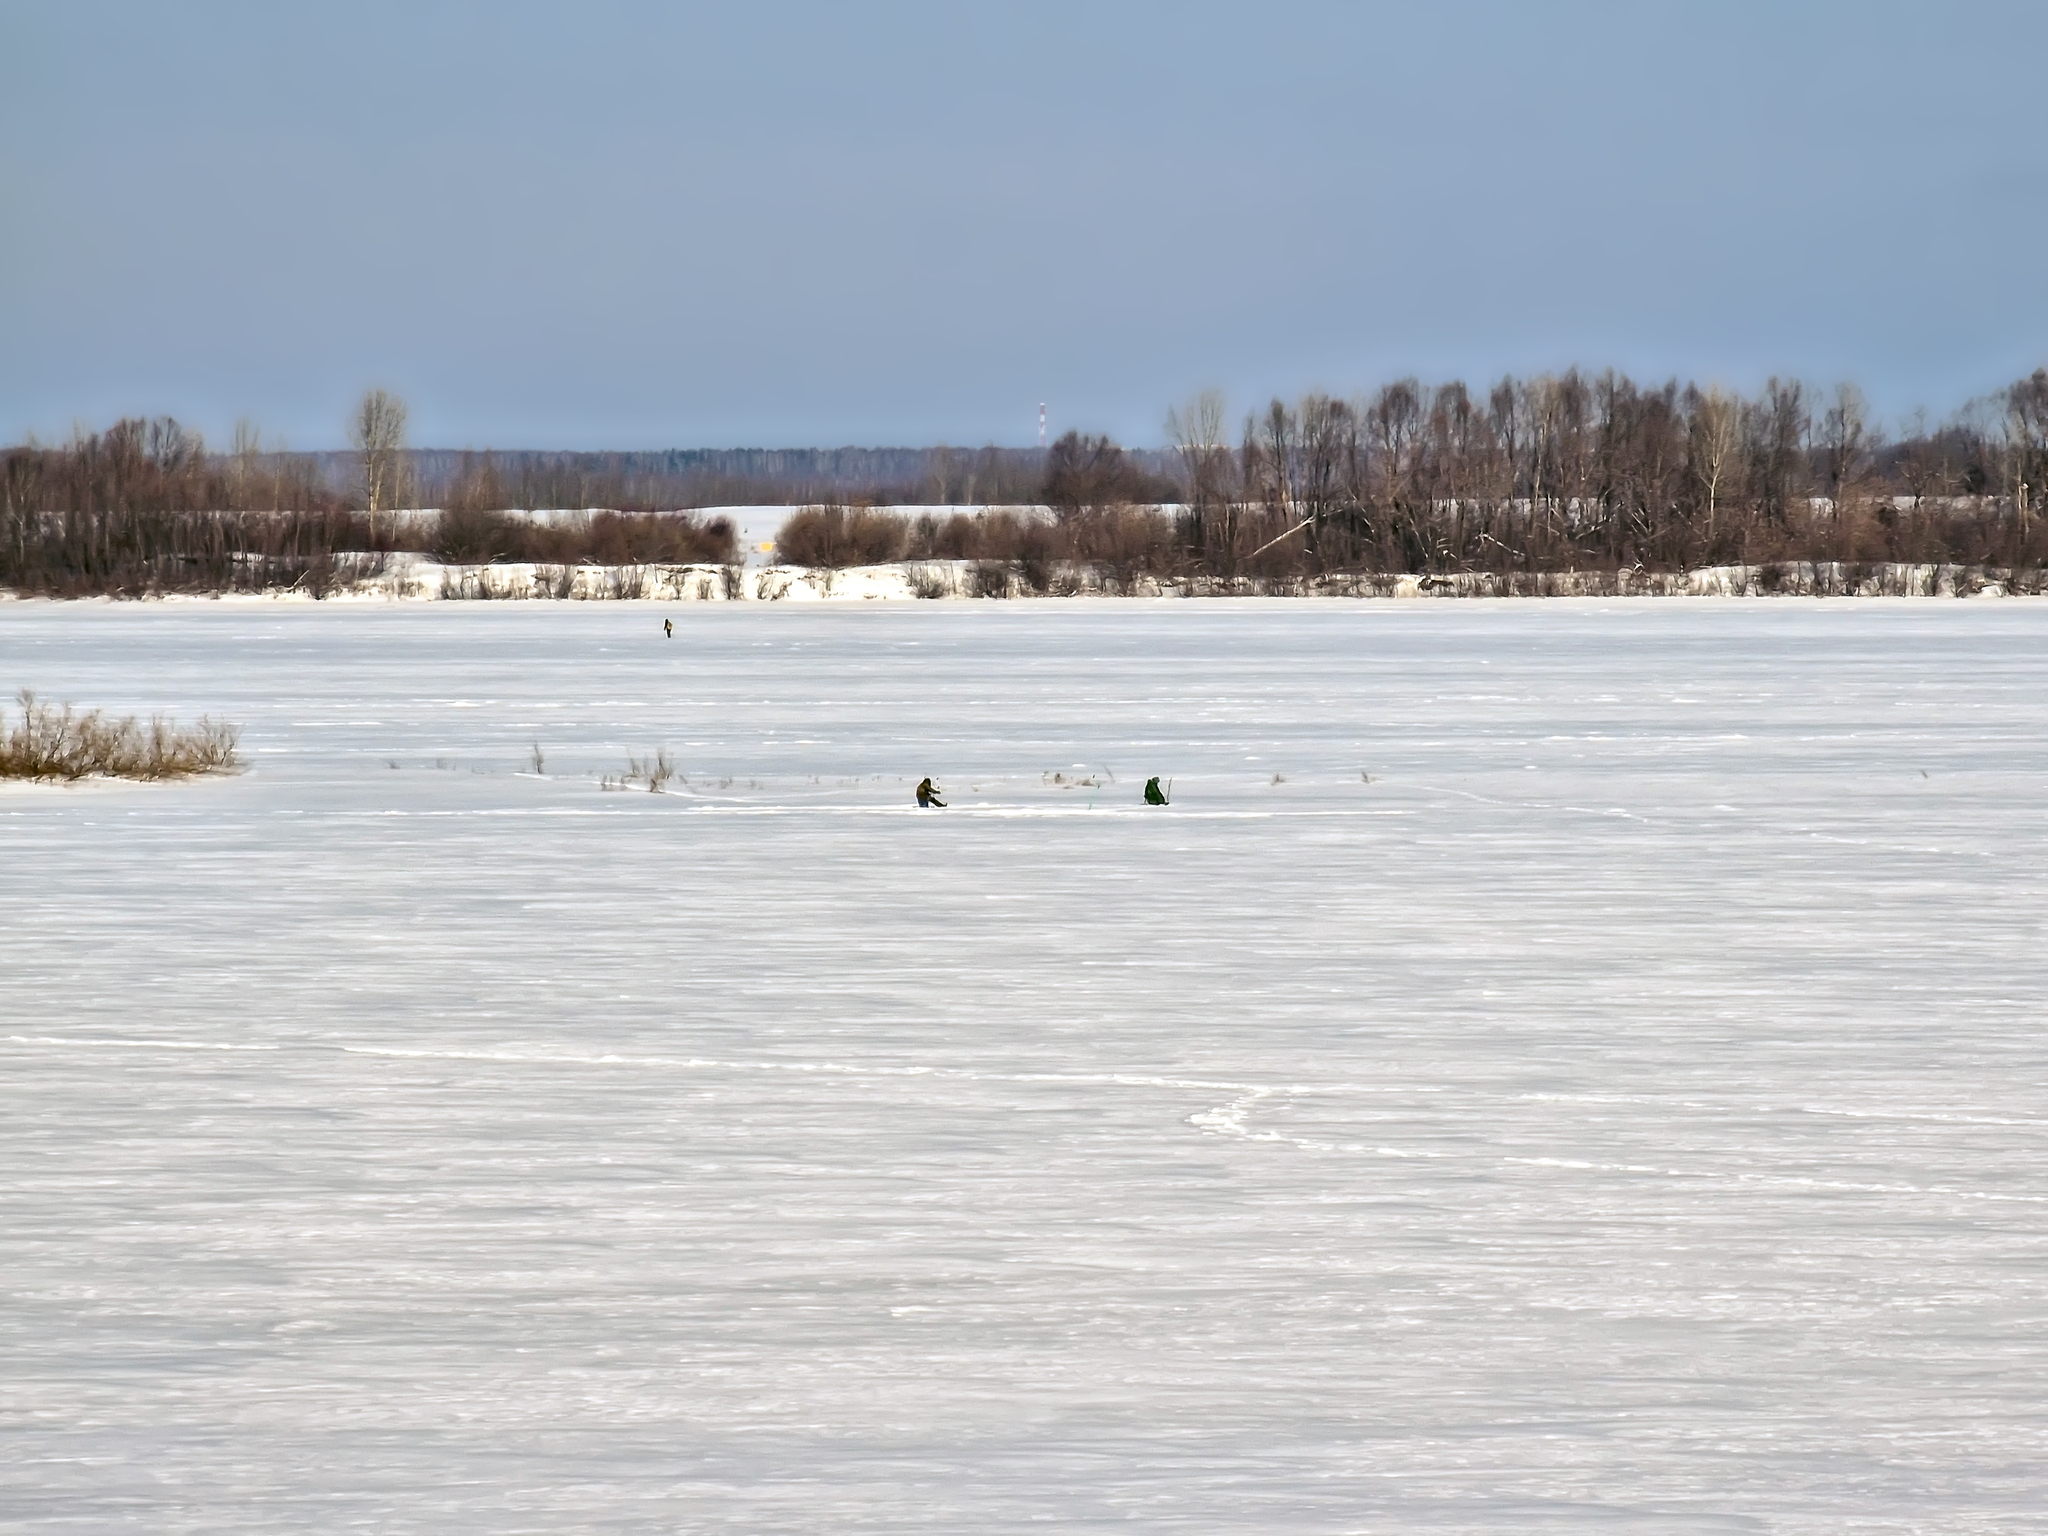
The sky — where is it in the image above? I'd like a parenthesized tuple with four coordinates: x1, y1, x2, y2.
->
(5, 1, 2046, 450)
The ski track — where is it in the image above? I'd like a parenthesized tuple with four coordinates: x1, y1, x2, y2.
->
(17, 1031, 2042, 1197)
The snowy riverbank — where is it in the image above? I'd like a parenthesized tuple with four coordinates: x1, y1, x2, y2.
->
(22, 553, 2044, 602)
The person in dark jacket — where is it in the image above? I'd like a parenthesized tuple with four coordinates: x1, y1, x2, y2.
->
(1144, 776, 1169, 805)
(916, 777, 945, 808)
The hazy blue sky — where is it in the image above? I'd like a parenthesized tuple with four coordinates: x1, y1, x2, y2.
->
(6, 1, 2045, 449)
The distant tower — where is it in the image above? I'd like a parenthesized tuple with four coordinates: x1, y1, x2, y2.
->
(1039, 403, 1046, 448)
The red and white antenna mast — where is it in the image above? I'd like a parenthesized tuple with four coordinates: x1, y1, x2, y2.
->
(1038, 402, 1046, 448)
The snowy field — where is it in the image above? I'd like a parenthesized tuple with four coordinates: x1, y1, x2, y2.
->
(3, 599, 2046, 1534)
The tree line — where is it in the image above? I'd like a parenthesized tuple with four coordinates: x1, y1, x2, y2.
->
(1145, 368, 2048, 577)
(5, 369, 2043, 595)
(773, 367, 2046, 586)
(276, 443, 1061, 510)
(0, 413, 734, 596)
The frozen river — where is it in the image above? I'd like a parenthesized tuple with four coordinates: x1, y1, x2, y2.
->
(3, 598, 2045, 1533)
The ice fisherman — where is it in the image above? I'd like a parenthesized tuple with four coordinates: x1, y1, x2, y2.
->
(916, 777, 945, 808)
(1144, 776, 1169, 806)
(663, 618, 673, 638)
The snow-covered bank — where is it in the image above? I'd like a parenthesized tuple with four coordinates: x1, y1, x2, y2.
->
(68, 553, 2048, 602)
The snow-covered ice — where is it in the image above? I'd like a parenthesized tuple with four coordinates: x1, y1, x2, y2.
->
(3, 599, 2045, 1533)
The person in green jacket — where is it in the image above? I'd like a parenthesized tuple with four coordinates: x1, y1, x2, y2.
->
(1144, 776, 1169, 805)
(916, 777, 945, 808)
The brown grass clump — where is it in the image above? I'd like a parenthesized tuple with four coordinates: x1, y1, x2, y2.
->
(1, 690, 241, 781)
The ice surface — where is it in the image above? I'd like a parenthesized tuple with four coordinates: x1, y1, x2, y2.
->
(3, 599, 2046, 1533)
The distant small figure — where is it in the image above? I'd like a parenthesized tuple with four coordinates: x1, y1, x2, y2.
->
(1143, 776, 1169, 806)
(916, 777, 945, 808)
(663, 618, 673, 638)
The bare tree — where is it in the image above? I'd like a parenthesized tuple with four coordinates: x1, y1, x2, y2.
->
(2007, 368, 2048, 537)
(1256, 399, 1297, 515)
(1817, 382, 1871, 518)
(1425, 382, 1482, 561)
(230, 419, 261, 512)
(1748, 378, 1810, 531)
(1519, 376, 1560, 542)
(1297, 393, 1355, 564)
(1367, 381, 1422, 509)
(1166, 389, 1231, 560)
(351, 388, 409, 544)
(1165, 389, 1227, 488)
(1687, 385, 1741, 543)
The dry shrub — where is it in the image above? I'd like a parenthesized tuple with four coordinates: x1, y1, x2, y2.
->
(879, 502, 1157, 584)
(773, 504, 908, 567)
(905, 563, 953, 598)
(565, 511, 733, 565)
(429, 508, 733, 566)
(1067, 505, 1178, 587)
(967, 560, 1013, 598)
(430, 505, 521, 563)
(620, 748, 674, 792)
(907, 511, 979, 559)
(2, 690, 240, 781)
(439, 567, 526, 600)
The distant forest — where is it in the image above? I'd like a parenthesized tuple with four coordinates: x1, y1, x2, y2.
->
(308, 444, 1075, 511)
(3, 368, 2043, 595)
